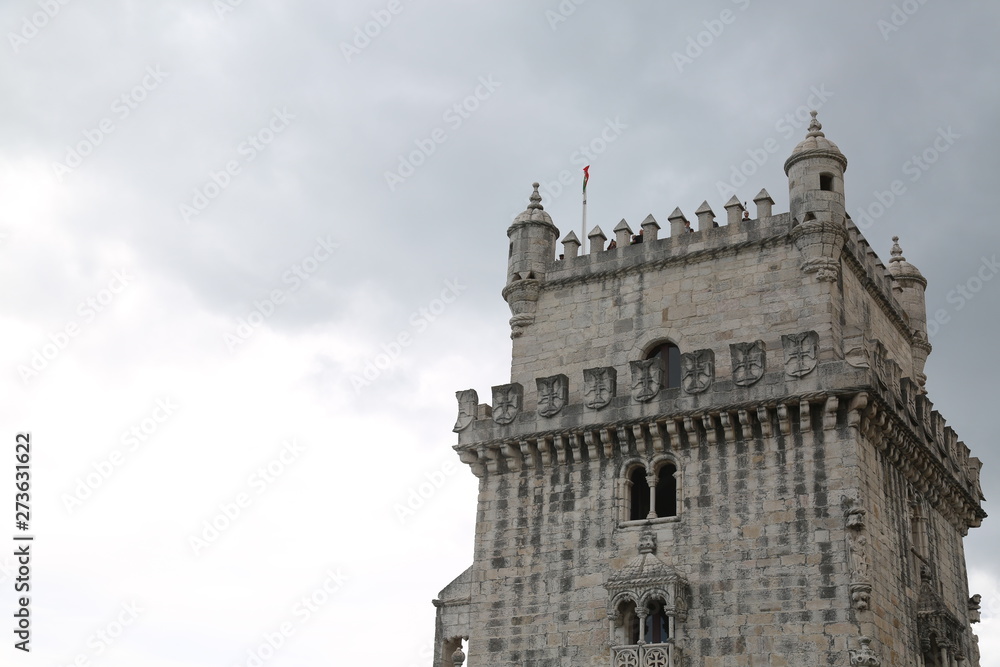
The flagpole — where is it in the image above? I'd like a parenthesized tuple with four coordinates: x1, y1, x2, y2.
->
(582, 165, 589, 254)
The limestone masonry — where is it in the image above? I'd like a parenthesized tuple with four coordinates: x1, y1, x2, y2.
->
(432, 112, 987, 667)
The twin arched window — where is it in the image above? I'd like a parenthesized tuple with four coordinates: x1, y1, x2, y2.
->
(627, 462, 678, 522)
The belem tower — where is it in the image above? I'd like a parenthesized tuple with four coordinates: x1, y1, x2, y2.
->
(432, 113, 987, 667)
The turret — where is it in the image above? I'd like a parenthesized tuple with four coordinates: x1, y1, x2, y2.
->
(503, 183, 559, 338)
(784, 111, 849, 282)
(888, 236, 932, 390)
(505, 182, 558, 284)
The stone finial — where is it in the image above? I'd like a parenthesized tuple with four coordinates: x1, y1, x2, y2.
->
(588, 225, 607, 254)
(806, 110, 824, 138)
(452, 646, 466, 667)
(613, 219, 633, 247)
(887, 235, 926, 285)
(667, 207, 688, 237)
(695, 200, 716, 232)
(724, 195, 744, 225)
(753, 188, 774, 218)
(528, 182, 543, 210)
(640, 214, 660, 241)
(561, 230, 581, 258)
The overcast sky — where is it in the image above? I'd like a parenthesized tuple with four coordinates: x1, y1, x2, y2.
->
(3, 1, 999, 665)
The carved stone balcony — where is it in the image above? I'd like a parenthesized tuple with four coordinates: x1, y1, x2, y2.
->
(611, 643, 678, 667)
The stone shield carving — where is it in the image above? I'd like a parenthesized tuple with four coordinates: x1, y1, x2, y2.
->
(583, 367, 617, 410)
(630, 358, 664, 402)
(536, 374, 568, 418)
(491, 383, 523, 425)
(453, 389, 478, 432)
(782, 331, 819, 378)
(681, 349, 715, 394)
(730, 341, 765, 386)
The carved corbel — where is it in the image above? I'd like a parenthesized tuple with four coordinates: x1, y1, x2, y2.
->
(777, 404, 792, 436)
(702, 415, 717, 444)
(758, 406, 773, 438)
(824, 396, 839, 431)
(721, 412, 735, 442)
(505, 442, 523, 472)
(800, 399, 812, 431)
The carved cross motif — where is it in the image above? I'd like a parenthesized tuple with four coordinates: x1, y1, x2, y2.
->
(871, 340, 888, 389)
(491, 383, 523, 425)
(730, 341, 765, 386)
(681, 349, 715, 394)
(583, 367, 617, 410)
(630, 359, 664, 402)
(536, 374, 568, 418)
(782, 331, 819, 378)
(453, 389, 478, 432)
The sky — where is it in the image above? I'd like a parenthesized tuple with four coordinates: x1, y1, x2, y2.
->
(2, 1, 999, 665)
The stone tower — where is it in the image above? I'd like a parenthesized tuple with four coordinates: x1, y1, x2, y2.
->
(432, 114, 986, 667)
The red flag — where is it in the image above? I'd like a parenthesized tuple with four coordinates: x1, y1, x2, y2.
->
(582, 165, 590, 193)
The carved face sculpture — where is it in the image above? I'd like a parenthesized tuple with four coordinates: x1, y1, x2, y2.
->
(730, 342, 765, 386)
(583, 367, 616, 410)
(681, 350, 715, 394)
(638, 529, 657, 554)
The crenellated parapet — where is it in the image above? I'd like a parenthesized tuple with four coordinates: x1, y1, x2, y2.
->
(452, 332, 985, 534)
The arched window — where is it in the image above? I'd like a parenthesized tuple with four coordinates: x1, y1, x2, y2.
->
(644, 599, 671, 644)
(655, 463, 677, 519)
(645, 342, 681, 389)
(625, 461, 679, 522)
(628, 467, 650, 521)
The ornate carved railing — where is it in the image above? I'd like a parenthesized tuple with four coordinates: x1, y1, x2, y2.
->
(611, 643, 677, 667)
